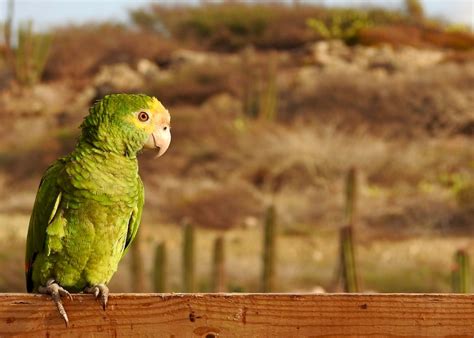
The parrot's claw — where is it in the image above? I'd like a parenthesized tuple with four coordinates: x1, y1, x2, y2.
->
(84, 284, 109, 310)
(38, 279, 72, 327)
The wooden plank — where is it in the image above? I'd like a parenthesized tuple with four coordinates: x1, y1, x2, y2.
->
(1, 293, 474, 337)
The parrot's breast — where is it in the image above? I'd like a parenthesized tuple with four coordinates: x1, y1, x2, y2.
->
(31, 147, 141, 291)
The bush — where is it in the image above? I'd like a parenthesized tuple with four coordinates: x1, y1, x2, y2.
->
(130, 3, 325, 51)
(146, 63, 235, 106)
(307, 10, 374, 44)
(43, 23, 176, 82)
(357, 25, 474, 50)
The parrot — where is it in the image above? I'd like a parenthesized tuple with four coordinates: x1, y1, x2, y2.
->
(25, 93, 171, 325)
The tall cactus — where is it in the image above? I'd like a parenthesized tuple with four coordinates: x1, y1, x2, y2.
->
(212, 236, 226, 292)
(241, 47, 259, 119)
(241, 48, 278, 121)
(405, 0, 424, 21)
(15, 20, 52, 86)
(182, 222, 195, 292)
(452, 249, 471, 293)
(130, 229, 146, 292)
(153, 242, 167, 293)
(339, 167, 359, 292)
(262, 205, 277, 292)
(259, 55, 278, 121)
(345, 167, 357, 224)
(3, 0, 14, 65)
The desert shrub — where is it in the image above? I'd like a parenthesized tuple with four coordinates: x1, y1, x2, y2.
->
(306, 7, 412, 45)
(146, 63, 237, 106)
(307, 10, 374, 44)
(43, 23, 176, 81)
(130, 3, 415, 50)
(129, 3, 461, 51)
(358, 24, 426, 47)
(422, 29, 474, 50)
(130, 3, 325, 51)
(166, 182, 262, 229)
(358, 25, 474, 50)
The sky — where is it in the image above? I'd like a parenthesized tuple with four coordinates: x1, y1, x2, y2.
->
(1, 0, 473, 30)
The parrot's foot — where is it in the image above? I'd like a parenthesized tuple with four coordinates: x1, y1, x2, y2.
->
(38, 279, 73, 326)
(84, 284, 109, 310)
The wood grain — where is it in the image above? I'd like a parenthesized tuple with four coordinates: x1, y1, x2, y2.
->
(1, 293, 474, 337)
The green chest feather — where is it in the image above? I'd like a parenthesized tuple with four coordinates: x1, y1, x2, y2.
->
(28, 144, 144, 291)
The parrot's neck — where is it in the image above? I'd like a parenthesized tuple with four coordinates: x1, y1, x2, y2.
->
(68, 140, 139, 197)
(77, 132, 140, 159)
(74, 138, 140, 165)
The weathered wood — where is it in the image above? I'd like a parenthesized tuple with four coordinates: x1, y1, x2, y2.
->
(1, 293, 474, 337)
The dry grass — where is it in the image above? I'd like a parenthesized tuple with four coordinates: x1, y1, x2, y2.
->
(284, 62, 474, 138)
(0, 222, 462, 293)
(1, 214, 473, 293)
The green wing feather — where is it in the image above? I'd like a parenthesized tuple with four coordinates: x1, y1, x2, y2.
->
(25, 160, 65, 292)
(122, 177, 144, 257)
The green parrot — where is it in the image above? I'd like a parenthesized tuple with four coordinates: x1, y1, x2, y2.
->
(25, 94, 171, 325)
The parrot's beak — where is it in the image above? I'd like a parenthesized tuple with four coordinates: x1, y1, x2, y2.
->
(144, 121, 171, 157)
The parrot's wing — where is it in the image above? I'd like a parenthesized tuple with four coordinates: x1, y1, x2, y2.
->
(25, 160, 65, 292)
(122, 177, 144, 257)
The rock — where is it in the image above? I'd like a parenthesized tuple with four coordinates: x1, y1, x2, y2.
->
(137, 59, 160, 78)
(309, 40, 446, 75)
(171, 49, 217, 66)
(294, 66, 320, 95)
(93, 63, 144, 92)
(201, 93, 243, 117)
(309, 40, 352, 68)
(0, 82, 72, 117)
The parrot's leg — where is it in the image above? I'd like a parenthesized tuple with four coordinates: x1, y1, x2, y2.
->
(84, 284, 109, 310)
(38, 279, 73, 326)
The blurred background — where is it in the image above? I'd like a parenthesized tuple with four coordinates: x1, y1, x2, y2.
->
(0, 0, 473, 294)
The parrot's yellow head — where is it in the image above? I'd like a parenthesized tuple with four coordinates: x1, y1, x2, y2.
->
(81, 94, 171, 157)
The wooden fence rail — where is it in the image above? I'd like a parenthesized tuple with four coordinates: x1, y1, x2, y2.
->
(1, 293, 474, 337)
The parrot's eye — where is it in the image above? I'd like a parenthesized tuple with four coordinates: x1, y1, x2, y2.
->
(138, 112, 149, 122)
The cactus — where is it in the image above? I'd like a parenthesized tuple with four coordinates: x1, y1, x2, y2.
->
(212, 236, 226, 292)
(241, 48, 278, 121)
(2, 0, 14, 65)
(262, 205, 276, 292)
(241, 47, 259, 119)
(345, 167, 357, 225)
(452, 249, 471, 293)
(153, 242, 167, 293)
(404, 0, 424, 21)
(130, 230, 146, 292)
(258, 55, 278, 121)
(338, 167, 359, 292)
(182, 222, 195, 292)
(340, 226, 358, 292)
(15, 20, 52, 86)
